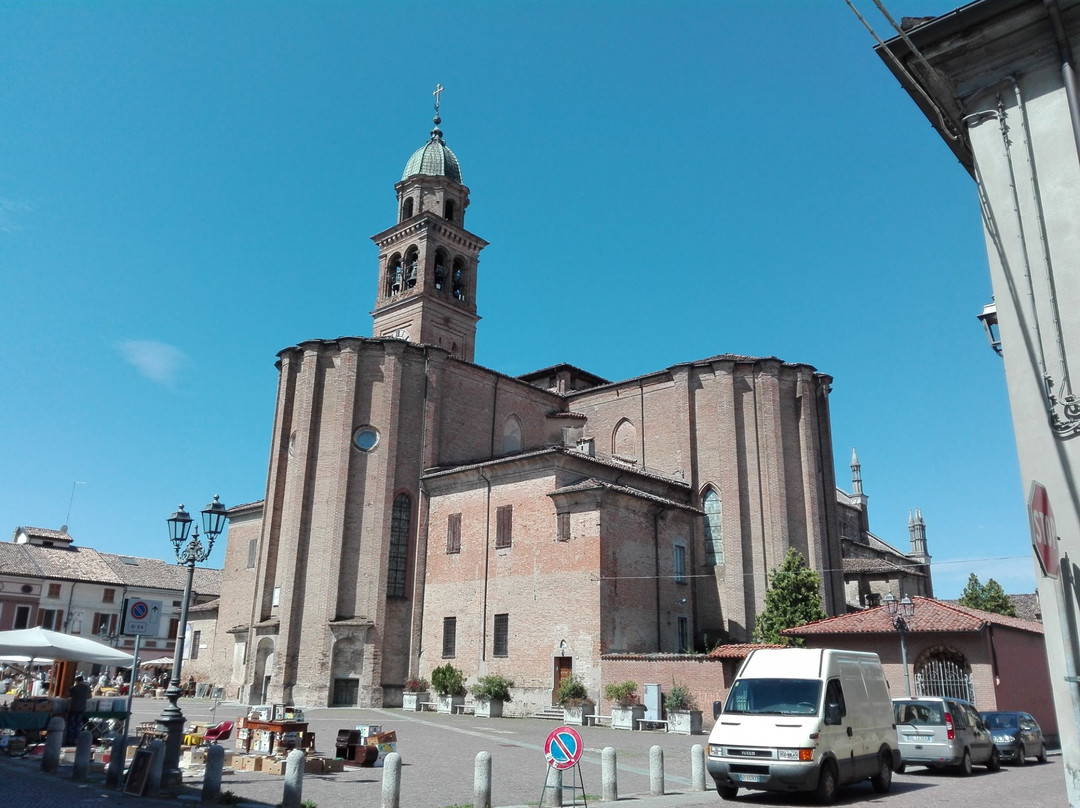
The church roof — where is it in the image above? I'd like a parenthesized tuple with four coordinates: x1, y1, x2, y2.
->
(402, 115, 462, 184)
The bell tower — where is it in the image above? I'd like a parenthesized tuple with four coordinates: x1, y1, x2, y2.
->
(371, 86, 487, 362)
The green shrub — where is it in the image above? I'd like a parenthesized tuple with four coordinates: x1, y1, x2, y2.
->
(469, 674, 514, 702)
(663, 682, 697, 712)
(430, 663, 466, 697)
(603, 681, 639, 707)
(556, 675, 593, 708)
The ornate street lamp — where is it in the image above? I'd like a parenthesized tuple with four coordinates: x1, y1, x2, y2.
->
(155, 495, 228, 785)
(883, 592, 916, 697)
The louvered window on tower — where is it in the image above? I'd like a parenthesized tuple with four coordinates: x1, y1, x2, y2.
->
(495, 505, 513, 548)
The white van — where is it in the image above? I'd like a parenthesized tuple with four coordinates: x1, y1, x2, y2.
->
(706, 648, 899, 803)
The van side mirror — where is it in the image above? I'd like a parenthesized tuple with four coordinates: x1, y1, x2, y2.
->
(824, 703, 842, 726)
(713, 700, 723, 720)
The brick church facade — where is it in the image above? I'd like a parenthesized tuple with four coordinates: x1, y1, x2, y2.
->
(202, 106, 922, 713)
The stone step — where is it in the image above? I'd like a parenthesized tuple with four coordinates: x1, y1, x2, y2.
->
(530, 705, 565, 721)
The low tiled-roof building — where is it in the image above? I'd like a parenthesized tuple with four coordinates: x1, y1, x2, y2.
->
(783, 596, 1057, 742)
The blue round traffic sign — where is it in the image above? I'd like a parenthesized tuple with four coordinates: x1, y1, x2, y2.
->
(544, 726, 583, 770)
(130, 601, 149, 619)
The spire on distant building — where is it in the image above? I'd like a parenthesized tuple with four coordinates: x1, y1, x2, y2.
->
(851, 447, 863, 498)
(909, 507, 930, 562)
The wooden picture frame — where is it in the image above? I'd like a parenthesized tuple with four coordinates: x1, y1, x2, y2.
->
(123, 747, 153, 796)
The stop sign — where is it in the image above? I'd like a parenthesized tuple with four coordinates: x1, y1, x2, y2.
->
(1028, 481, 1059, 578)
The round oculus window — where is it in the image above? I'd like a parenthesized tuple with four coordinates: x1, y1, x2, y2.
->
(353, 427, 379, 452)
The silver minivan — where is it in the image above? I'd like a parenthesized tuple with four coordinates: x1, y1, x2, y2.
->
(892, 697, 1000, 775)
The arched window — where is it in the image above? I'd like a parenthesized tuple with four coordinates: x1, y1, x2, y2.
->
(502, 415, 522, 454)
(703, 488, 723, 565)
(444, 199, 456, 223)
(386, 254, 403, 296)
(404, 247, 419, 289)
(433, 249, 449, 291)
(387, 493, 411, 598)
(400, 197, 414, 221)
(613, 418, 637, 461)
(452, 259, 467, 301)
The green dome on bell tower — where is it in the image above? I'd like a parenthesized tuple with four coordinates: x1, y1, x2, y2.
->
(401, 113, 462, 184)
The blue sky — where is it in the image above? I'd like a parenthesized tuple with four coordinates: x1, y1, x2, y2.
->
(1, 1, 1031, 599)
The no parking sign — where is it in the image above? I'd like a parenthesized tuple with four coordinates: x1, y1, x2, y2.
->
(544, 726, 583, 770)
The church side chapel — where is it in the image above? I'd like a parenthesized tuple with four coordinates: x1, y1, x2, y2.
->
(206, 89, 930, 712)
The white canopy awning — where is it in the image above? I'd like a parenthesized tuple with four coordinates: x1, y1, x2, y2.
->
(0, 627, 134, 666)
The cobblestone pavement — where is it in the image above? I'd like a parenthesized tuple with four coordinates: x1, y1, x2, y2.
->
(0, 697, 1069, 808)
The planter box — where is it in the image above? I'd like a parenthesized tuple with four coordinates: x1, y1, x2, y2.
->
(561, 704, 595, 726)
(474, 697, 503, 718)
(666, 709, 703, 735)
(611, 704, 645, 730)
(402, 692, 429, 712)
(436, 694, 465, 714)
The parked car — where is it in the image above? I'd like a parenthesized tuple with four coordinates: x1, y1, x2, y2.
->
(979, 711, 1047, 765)
(893, 696, 1000, 775)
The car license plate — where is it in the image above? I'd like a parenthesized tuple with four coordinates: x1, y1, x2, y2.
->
(737, 774, 763, 783)
(906, 734, 932, 742)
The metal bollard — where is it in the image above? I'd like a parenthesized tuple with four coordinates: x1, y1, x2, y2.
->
(41, 716, 64, 773)
(202, 743, 226, 803)
(72, 729, 93, 781)
(474, 750, 492, 808)
(650, 745, 664, 795)
(382, 751, 402, 808)
(691, 743, 707, 791)
(601, 746, 617, 801)
(282, 748, 306, 808)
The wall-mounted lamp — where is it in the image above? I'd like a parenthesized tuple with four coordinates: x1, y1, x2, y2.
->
(977, 301, 1002, 356)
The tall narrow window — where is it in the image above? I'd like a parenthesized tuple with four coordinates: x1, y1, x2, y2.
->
(495, 505, 513, 549)
(387, 254, 403, 296)
(444, 199, 456, 222)
(613, 418, 637, 461)
(452, 259, 466, 300)
(102, 588, 115, 603)
(47, 583, 61, 599)
(190, 630, 201, 660)
(493, 613, 509, 657)
(404, 247, 419, 289)
(677, 616, 690, 653)
(556, 512, 570, 542)
(14, 605, 30, 630)
(442, 616, 457, 658)
(401, 197, 414, 220)
(247, 539, 258, 569)
(388, 493, 411, 597)
(703, 488, 724, 566)
(674, 544, 687, 584)
(446, 512, 462, 554)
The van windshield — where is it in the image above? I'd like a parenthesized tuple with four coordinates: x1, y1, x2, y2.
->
(723, 678, 822, 716)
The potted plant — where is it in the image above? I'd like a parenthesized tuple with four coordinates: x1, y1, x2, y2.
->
(469, 674, 514, 718)
(663, 682, 703, 735)
(556, 675, 595, 725)
(604, 681, 644, 730)
(402, 676, 429, 711)
(431, 664, 467, 713)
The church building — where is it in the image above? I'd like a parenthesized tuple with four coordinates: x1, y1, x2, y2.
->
(203, 100, 926, 713)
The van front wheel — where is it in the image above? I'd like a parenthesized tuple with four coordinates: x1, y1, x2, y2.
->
(718, 784, 738, 800)
(815, 761, 838, 804)
(871, 753, 893, 793)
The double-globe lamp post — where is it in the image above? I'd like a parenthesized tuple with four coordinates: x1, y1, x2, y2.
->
(155, 495, 228, 785)
(883, 591, 916, 697)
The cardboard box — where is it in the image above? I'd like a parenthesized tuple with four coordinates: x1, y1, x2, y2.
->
(183, 748, 207, 767)
(263, 758, 287, 776)
(304, 757, 325, 774)
(366, 731, 396, 746)
(237, 755, 266, 772)
(323, 758, 345, 773)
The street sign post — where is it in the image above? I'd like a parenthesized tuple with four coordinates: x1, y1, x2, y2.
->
(120, 598, 163, 637)
(540, 726, 587, 806)
(1028, 481, 1059, 579)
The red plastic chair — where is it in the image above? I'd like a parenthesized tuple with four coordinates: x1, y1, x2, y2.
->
(202, 720, 234, 745)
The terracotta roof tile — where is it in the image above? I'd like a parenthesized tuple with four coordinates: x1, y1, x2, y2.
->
(706, 642, 785, 659)
(783, 596, 1044, 637)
